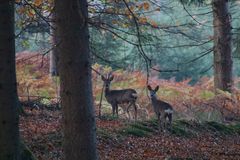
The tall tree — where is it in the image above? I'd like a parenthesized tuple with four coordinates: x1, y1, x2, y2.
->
(55, 0, 97, 159)
(180, 0, 233, 90)
(212, 0, 232, 92)
(49, 1, 59, 77)
(0, 0, 20, 159)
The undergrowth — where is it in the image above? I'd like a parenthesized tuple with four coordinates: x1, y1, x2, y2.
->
(99, 119, 240, 138)
(17, 54, 240, 123)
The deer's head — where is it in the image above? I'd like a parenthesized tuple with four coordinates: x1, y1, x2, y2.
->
(147, 85, 159, 98)
(101, 74, 114, 89)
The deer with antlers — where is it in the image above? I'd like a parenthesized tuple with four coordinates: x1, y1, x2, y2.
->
(101, 74, 138, 120)
(147, 85, 173, 131)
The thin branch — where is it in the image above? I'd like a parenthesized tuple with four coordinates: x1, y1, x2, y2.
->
(16, 41, 60, 64)
(90, 66, 103, 76)
(23, 0, 54, 30)
(180, 48, 213, 65)
(122, 0, 151, 84)
(89, 22, 138, 46)
(151, 67, 179, 72)
(160, 39, 212, 49)
(90, 49, 125, 69)
(181, 0, 213, 27)
(199, 64, 213, 74)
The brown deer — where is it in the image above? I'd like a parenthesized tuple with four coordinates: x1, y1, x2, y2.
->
(147, 85, 173, 131)
(101, 74, 138, 120)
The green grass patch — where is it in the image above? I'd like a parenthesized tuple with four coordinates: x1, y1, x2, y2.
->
(145, 118, 159, 130)
(205, 121, 240, 134)
(115, 119, 240, 138)
(194, 110, 222, 122)
(120, 127, 150, 137)
(99, 114, 119, 121)
(171, 120, 195, 137)
(171, 120, 240, 136)
(136, 120, 240, 137)
(159, 88, 181, 99)
(130, 122, 155, 133)
(228, 124, 240, 134)
(119, 121, 157, 137)
(199, 90, 215, 100)
(97, 128, 114, 139)
(40, 98, 51, 105)
(174, 119, 193, 127)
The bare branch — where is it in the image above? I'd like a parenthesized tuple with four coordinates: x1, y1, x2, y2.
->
(181, 0, 213, 27)
(180, 48, 213, 65)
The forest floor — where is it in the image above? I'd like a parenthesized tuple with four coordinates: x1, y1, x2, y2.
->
(20, 108, 240, 160)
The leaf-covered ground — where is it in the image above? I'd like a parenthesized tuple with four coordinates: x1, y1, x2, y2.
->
(20, 108, 240, 160)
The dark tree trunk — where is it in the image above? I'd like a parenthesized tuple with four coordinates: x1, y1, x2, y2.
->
(0, 0, 20, 159)
(212, 0, 232, 92)
(56, 0, 97, 160)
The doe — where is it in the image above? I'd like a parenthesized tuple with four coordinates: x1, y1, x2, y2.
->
(101, 74, 138, 120)
(147, 85, 173, 131)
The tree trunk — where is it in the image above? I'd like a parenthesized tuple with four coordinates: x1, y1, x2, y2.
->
(212, 0, 232, 92)
(56, 0, 97, 160)
(49, 3, 59, 77)
(0, 1, 20, 159)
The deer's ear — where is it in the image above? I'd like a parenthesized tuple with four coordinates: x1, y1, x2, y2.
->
(147, 85, 152, 90)
(109, 75, 114, 81)
(101, 76, 106, 81)
(155, 85, 159, 92)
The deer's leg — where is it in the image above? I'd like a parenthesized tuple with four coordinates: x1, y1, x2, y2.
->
(132, 103, 137, 121)
(161, 114, 166, 132)
(164, 114, 169, 128)
(126, 102, 133, 120)
(111, 104, 115, 116)
(116, 104, 119, 117)
(168, 113, 172, 130)
(111, 102, 117, 117)
(157, 113, 160, 131)
(121, 104, 128, 119)
(158, 113, 163, 132)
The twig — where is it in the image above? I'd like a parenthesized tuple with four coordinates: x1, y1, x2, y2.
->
(181, 0, 213, 27)
(151, 67, 179, 73)
(90, 66, 103, 76)
(179, 48, 213, 65)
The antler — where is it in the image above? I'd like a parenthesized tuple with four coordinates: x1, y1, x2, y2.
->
(107, 71, 114, 79)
